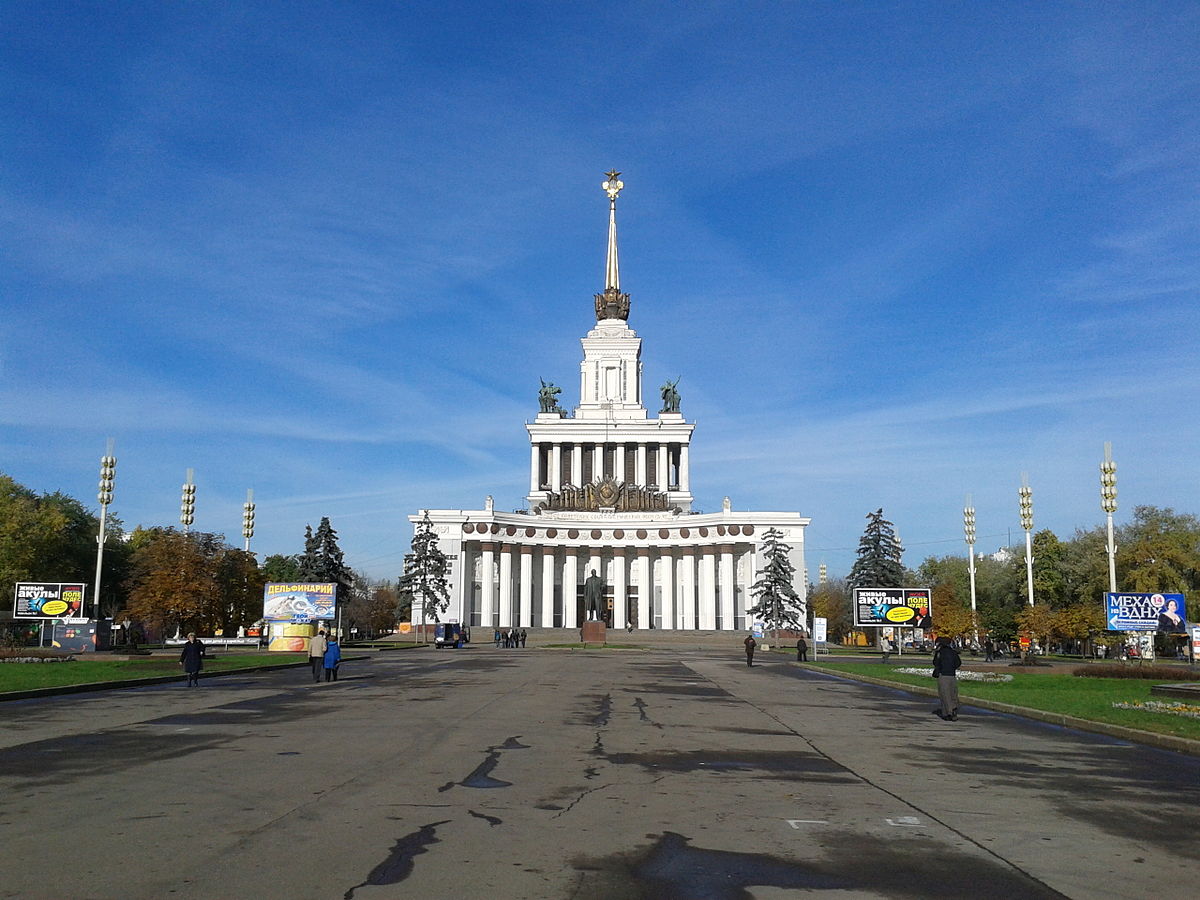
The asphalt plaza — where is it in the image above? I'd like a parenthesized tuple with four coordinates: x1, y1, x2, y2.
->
(2, 648, 1197, 899)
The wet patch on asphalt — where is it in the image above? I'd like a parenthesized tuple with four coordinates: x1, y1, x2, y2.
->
(437, 736, 529, 792)
(343, 819, 450, 899)
(599, 749, 856, 783)
(572, 828, 1067, 899)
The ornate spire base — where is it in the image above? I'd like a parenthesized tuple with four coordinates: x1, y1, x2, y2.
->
(594, 286, 631, 321)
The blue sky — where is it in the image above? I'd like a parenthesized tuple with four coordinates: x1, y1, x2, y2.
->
(3, 2, 1198, 582)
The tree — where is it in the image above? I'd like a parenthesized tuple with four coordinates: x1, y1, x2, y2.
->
(343, 574, 399, 639)
(930, 584, 975, 642)
(809, 578, 852, 643)
(399, 513, 450, 627)
(0, 473, 104, 613)
(1031, 529, 1069, 608)
(297, 517, 354, 607)
(746, 528, 805, 635)
(262, 554, 302, 583)
(215, 548, 266, 632)
(847, 509, 905, 591)
(124, 528, 218, 636)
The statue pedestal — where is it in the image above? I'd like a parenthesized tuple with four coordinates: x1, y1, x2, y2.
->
(581, 620, 607, 645)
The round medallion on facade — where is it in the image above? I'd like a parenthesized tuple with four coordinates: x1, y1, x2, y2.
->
(699, 527, 709, 537)
(568, 529, 579, 539)
(590, 529, 602, 540)
(614, 529, 625, 539)
(659, 528, 670, 539)
(680, 527, 690, 538)
(744, 525, 754, 536)
(525, 527, 535, 537)
(462, 523, 474, 534)
(506, 525, 517, 536)
(636, 529, 647, 539)
(490, 524, 501, 534)
(716, 525, 726, 536)
(547, 528, 558, 538)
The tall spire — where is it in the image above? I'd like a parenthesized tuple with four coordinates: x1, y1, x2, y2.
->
(604, 169, 622, 291)
(595, 170, 631, 321)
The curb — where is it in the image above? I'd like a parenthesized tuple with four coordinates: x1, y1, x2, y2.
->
(799, 663, 1200, 759)
(0, 655, 370, 703)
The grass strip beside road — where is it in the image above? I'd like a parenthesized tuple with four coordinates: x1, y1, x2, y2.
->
(805, 661, 1200, 742)
(0, 653, 308, 693)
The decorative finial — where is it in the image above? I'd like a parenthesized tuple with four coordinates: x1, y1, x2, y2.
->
(596, 169, 631, 320)
(603, 170, 623, 203)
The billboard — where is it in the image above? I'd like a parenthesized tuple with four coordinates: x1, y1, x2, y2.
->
(13, 582, 86, 619)
(853, 588, 933, 628)
(263, 583, 337, 622)
(1105, 592, 1188, 633)
(813, 617, 828, 643)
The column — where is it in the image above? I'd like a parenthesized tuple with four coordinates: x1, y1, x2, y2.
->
(719, 545, 735, 631)
(660, 550, 675, 630)
(657, 444, 668, 489)
(498, 546, 514, 627)
(680, 548, 696, 630)
(480, 542, 495, 629)
(551, 445, 562, 491)
(530, 446, 542, 493)
(592, 443, 603, 480)
(637, 549, 652, 629)
(699, 547, 717, 629)
(563, 550, 579, 628)
(680, 444, 690, 491)
(615, 443, 626, 483)
(541, 547, 556, 628)
(635, 443, 647, 486)
(572, 445, 583, 487)
(612, 550, 627, 629)
(519, 546, 534, 628)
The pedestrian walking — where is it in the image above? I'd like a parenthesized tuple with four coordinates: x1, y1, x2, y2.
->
(179, 633, 205, 687)
(984, 638, 995, 662)
(309, 629, 328, 684)
(744, 634, 757, 667)
(494, 628, 501, 647)
(520, 629, 527, 648)
(881, 637, 894, 663)
(931, 636, 962, 720)
(796, 636, 808, 662)
(323, 636, 342, 682)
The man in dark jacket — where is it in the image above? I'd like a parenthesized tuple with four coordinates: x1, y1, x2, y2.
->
(744, 634, 757, 667)
(931, 636, 962, 720)
(179, 633, 205, 687)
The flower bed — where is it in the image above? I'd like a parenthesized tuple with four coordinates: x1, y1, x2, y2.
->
(894, 667, 1013, 683)
(1, 656, 75, 664)
(1112, 700, 1200, 720)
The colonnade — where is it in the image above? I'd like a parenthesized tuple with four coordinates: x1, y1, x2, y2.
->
(530, 441, 688, 493)
(464, 541, 749, 631)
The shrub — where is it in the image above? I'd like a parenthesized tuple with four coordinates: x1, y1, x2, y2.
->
(1073, 664, 1200, 681)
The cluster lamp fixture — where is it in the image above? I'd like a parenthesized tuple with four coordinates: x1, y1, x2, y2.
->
(180, 469, 196, 533)
(242, 489, 256, 552)
(1100, 443, 1118, 594)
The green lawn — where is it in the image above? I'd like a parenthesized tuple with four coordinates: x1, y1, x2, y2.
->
(0, 653, 307, 693)
(805, 661, 1200, 742)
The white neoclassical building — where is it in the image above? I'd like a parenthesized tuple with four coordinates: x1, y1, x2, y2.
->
(409, 173, 809, 631)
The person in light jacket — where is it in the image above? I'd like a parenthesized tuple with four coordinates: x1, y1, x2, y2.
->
(309, 629, 328, 684)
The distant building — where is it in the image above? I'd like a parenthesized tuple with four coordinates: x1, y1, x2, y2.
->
(410, 174, 808, 630)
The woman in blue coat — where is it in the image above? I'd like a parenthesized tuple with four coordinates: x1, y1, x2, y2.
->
(323, 637, 342, 682)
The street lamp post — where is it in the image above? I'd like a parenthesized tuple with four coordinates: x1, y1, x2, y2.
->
(180, 469, 196, 533)
(242, 489, 256, 552)
(93, 439, 116, 620)
(964, 496, 978, 639)
(1019, 474, 1034, 607)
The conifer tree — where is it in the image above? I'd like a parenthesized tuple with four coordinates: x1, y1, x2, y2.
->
(398, 512, 450, 627)
(847, 509, 905, 590)
(297, 517, 353, 606)
(747, 527, 805, 635)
